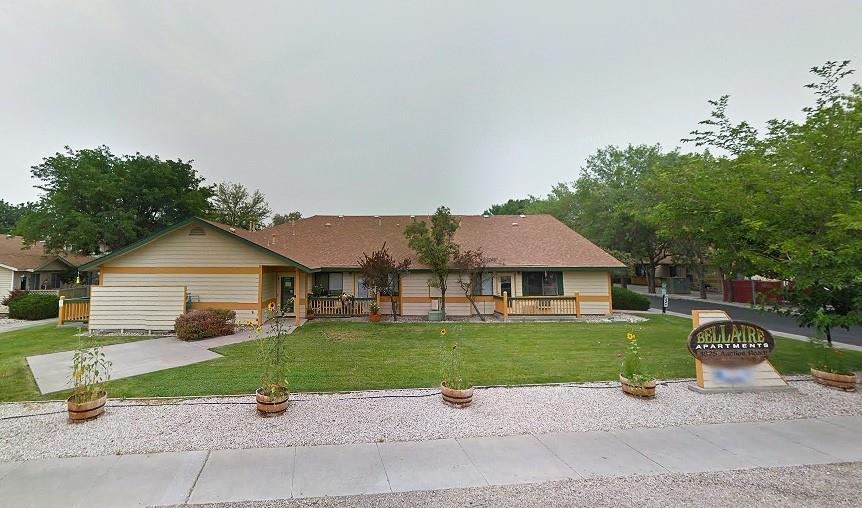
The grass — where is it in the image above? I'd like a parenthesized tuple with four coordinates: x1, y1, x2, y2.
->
(3, 316, 861, 401)
(0, 324, 149, 402)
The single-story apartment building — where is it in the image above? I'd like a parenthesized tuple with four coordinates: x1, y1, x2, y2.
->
(77, 214, 625, 331)
(0, 234, 93, 314)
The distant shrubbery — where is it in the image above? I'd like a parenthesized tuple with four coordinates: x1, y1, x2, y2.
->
(8, 293, 59, 320)
(175, 309, 236, 341)
(612, 287, 650, 311)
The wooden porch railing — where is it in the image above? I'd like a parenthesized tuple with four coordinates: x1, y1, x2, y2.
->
(509, 294, 580, 317)
(59, 297, 90, 324)
(308, 296, 375, 317)
(493, 292, 509, 320)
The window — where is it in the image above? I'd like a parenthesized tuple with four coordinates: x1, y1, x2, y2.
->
(522, 272, 562, 296)
(356, 277, 369, 298)
(471, 272, 493, 295)
(313, 272, 344, 296)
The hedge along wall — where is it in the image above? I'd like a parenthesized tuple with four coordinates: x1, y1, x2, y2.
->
(89, 285, 186, 331)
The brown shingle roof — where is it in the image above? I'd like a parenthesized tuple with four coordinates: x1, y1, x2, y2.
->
(0, 235, 94, 271)
(208, 215, 623, 270)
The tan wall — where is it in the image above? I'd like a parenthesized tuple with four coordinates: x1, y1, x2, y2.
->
(563, 270, 612, 314)
(89, 285, 185, 331)
(0, 267, 13, 313)
(105, 224, 286, 267)
(103, 272, 258, 303)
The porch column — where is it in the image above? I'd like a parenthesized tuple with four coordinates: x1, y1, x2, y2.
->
(257, 265, 264, 325)
(295, 269, 301, 327)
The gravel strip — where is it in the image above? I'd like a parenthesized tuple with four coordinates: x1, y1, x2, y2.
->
(0, 377, 859, 462)
(176, 462, 862, 508)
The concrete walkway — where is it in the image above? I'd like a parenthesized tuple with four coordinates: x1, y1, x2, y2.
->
(0, 318, 59, 334)
(0, 416, 859, 507)
(26, 327, 284, 394)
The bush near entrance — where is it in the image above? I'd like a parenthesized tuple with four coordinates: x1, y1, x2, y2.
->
(8, 293, 59, 320)
(175, 309, 236, 341)
(612, 287, 650, 311)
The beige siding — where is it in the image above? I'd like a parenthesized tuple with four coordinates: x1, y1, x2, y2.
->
(0, 267, 13, 313)
(262, 272, 277, 302)
(89, 286, 185, 331)
(563, 271, 609, 296)
(103, 272, 258, 303)
(105, 224, 286, 267)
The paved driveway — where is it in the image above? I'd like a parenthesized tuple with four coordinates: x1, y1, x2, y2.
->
(26, 328, 278, 395)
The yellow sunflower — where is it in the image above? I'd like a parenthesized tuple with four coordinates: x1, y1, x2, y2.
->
(626, 332, 636, 341)
(267, 301, 276, 312)
(254, 325, 262, 333)
(440, 328, 447, 336)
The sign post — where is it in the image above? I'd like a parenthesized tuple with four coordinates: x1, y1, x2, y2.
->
(688, 310, 792, 393)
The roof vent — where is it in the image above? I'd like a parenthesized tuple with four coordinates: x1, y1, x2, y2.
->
(229, 227, 236, 232)
(409, 215, 415, 219)
(338, 215, 344, 219)
(482, 214, 489, 218)
(189, 226, 206, 236)
(512, 222, 519, 227)
(324, 222, 332, 227)
(271, 234, 277, 245)
(519, 214, 526, 218)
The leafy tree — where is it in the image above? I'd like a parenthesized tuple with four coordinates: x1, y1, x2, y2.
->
(0, 200, 34, 234)
(571, 144, 670, 293)
(15, 146, 212, 254)
(404, 206, 460, 320)
(209, 181, 271, 229)
(357, 243, 411, 321)
(271, 211, 302, 226)
(483, 198, 535, 216)
(525, 184, 578, 225)
(453, 249, 496, 321)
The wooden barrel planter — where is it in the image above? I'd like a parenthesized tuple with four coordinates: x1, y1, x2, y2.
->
(256, 388, 290, 415)
(369, 313, 381, 322)
(441, 383, 473, 407)
(67, 391, 107, 421)
(619, 375, 656, 399)
(811, 368, 857, 392)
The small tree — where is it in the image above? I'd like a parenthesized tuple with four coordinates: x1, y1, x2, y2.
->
(453, 249, 495, 321)
(357, 243, 411, 321)
(209, 181, 271, 229)
(404, 206, 460, 320)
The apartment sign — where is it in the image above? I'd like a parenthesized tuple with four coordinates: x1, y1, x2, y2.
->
(688, 320, 774, 367)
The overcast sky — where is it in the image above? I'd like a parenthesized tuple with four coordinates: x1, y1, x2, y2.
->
(1, 1, 860, 215)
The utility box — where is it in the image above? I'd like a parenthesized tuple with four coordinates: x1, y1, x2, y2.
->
(666, 276, 691, 294)
(427, 310, 443, 321)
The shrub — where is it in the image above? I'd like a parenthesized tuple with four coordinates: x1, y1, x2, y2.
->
(612, 287, 650, 311)
(1, 289, 28, 307)
(8, 293, 59, 320)
(175, 309, 236, 341)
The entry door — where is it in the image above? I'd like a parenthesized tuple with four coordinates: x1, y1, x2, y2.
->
(280, 276, 296, 314)
(500, 276, 512, 298)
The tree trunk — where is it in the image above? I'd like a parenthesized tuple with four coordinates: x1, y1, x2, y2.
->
(647, 263, 657, 294)
(465, 293, 486, 322)
(390, 295, 398, 322)
(697, 265, 707, 299)
(621, 275, 628, 289)
(440, 286, 447, 320)
(727, 274, 736, 303)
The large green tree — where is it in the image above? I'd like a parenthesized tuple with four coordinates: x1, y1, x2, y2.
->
(404, 206, 461, 319)
(208, 181, 271, 229)
(483, 198, 535, 216)
(0, 200, 34, 234)
(15, 146, 212, 254)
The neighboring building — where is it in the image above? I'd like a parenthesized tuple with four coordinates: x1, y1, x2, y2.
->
(0, 234, 93, 314)
(78, 215, 625, 331)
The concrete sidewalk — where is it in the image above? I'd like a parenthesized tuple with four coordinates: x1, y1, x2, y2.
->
(1, 416, 860, 507)
(26, 327, 282, 394)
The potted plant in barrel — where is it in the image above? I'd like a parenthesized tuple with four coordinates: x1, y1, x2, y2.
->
(809, 333, 857, 391)
(441, 332, 473, 407)
(68, 339, 111, 421)
(255, 302, 291, 414)
(618, 330, 656, 399)
(369, 301, 381, 322)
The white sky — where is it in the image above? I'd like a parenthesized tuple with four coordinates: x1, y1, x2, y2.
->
(1, 1, 860, 215)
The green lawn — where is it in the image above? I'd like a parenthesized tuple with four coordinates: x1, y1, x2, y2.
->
(0, 324, 149, 402)
(3, 316, 861, 401)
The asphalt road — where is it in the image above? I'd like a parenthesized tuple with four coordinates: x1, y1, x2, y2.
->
(643, 294, 862, 346)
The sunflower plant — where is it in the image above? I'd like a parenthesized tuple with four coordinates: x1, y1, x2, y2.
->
(70, 338, 111, 403)
(618, 328, 653, 385)
(256, 301, 291, 398)
(441, 329, 469, 390)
